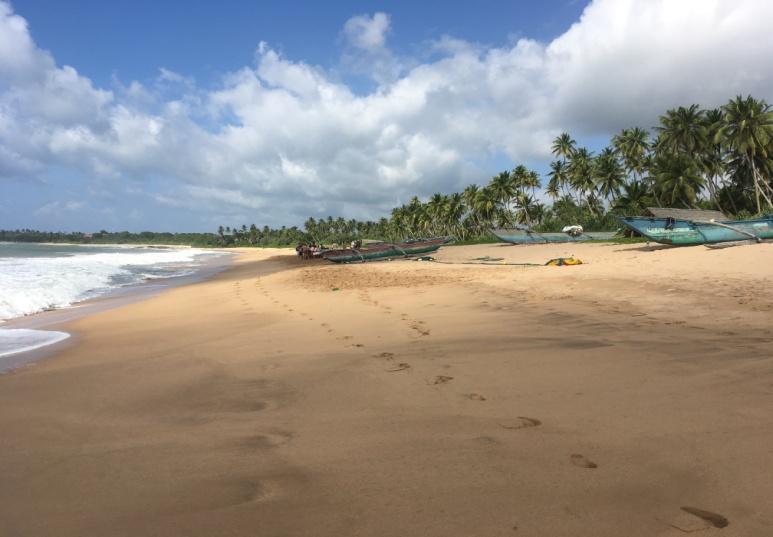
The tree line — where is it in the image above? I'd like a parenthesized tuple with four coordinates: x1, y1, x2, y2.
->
(5, 95, 772, 248)
(0, 229, 220, 246)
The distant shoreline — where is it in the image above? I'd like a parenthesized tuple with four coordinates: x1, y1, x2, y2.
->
(37, 242, 193, 248)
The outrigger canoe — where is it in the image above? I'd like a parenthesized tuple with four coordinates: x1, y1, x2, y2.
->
(491, 229, 617, 244)
(322, 237, 451, 263)
(617, 215, 773, 246)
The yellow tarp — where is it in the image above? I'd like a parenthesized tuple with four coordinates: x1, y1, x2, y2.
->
(545, 257, 583, 266)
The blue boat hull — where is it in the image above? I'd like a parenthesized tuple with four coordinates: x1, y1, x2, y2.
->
(492, 229, 617, 244)
(617, 216, 773, 245)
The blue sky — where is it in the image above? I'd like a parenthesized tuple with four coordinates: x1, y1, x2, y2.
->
(16, 0, 587, 89)
(2, 0, 772, 232)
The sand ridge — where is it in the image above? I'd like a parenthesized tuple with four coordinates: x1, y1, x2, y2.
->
(1, 243, 772, 536)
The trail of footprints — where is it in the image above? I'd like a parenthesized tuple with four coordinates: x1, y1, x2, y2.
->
(255, 282, 603, 481)
(254, 278, 357, 344)
(232, 280, 255, 313)
(358, 289, 431, 337)
(244, 277, 731, 530)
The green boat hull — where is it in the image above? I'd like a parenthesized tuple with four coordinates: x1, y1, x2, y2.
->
(323, 238, 449, 263)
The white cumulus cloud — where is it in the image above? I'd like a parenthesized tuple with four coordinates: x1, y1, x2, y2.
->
(343, 12, 391, 52)
(2, 0, 773, 228)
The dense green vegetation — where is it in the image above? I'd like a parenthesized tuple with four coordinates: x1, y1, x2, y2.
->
(0, 229, 220, 247)
(4, 95, 772, 248)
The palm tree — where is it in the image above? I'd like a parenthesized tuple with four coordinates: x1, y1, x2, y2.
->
(594, 147, 625, 202)
(715, 95, 773, 212)
(696, 108, 729, 213)
(443, 192, 466, 238)
(613, 127, 651, 182)
(656, 104, 708, 155)
(249, 224, 258, 245)
(552, 132, 577, 160)
(546, 175, 560, 199)
(474, 187, 499, 229)
(613, 181, 653, 215)
(568, 147, 596, 211)
(652, 154, 706, 208)
(488, 171, 517, 215)
(462, 184, 481, 232)
(522, 169, 541, 197)
(426, 193, 447, 235)
(514, 192, 537, 225)
(547, 160, 570, 198)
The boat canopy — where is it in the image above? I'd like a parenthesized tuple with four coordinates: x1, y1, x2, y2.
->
(645, 207, 726, 221)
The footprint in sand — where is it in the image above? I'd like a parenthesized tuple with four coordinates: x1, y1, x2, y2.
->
(386, 362, 411, 372)
(375, 352, 395, 360)
(238, 430, 293, 450)
(680, 507, 729, 528)
(430, 375, 454, 385)
(570, 453, 598, 469)
(465, 393, 487, 401)
(410, 323, 431, 336)
(499, 417, 542, 430)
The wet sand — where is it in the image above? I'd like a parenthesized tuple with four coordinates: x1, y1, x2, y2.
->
(1, 242, 772, 536)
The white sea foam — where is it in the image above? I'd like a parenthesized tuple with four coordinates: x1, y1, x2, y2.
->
(0, 328, 70, 358)
(0, 247, 213, 321)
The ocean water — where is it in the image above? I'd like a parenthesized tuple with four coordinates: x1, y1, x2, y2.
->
(0, 242, 223, 362)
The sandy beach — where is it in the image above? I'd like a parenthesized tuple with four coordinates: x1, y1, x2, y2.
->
(1, 242, 772, 536)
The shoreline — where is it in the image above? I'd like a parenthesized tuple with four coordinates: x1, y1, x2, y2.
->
(1, 243, 772, 536)
(0, 247, 235, 372)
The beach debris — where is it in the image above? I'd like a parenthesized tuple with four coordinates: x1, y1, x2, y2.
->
(680, 507, 729, 528)
(545, 257, 583, 266)
(465, 393, 487, 401)
(498, 417, 542, 429)
(331, 287, 340, 291)
(570, 453, 597, 468)
(386, 362, 411, 372)
(472, 256, 504, 262)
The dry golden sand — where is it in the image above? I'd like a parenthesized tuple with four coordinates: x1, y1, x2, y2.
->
(1, 242, 773, 536)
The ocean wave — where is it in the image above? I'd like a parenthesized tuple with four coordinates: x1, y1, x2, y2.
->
(0, 247, 216, 321)
(0, 328, 70, 358)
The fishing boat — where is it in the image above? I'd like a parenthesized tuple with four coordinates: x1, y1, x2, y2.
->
(617, 215, 773, 245)
(322, 237, 451, 263)
(491, 228, 618, 244)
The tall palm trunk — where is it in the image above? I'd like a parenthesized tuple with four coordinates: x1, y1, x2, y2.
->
(749, 156, 773, 213)
(705, 174, 724, 213)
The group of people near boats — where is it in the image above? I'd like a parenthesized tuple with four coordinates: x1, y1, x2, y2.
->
(295, 239, 364, 260)
(295, 242, 325, 259)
